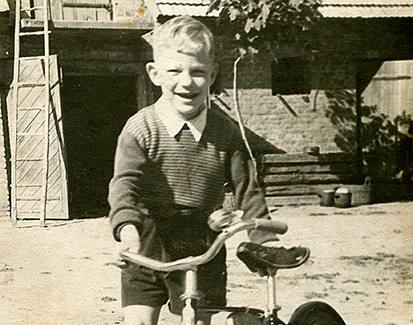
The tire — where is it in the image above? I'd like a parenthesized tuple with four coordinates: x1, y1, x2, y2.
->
(288, 301, 347, 325)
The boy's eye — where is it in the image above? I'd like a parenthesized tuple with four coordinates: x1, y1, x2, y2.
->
(192, 70, 207, 77)
(167, 69, 181, 74)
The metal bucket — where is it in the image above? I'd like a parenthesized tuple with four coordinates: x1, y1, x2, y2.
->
(335, 188, 352, 208)
(318, 190, 335, 207)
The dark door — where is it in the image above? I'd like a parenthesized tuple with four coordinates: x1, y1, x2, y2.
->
(61, 76, 137, 217)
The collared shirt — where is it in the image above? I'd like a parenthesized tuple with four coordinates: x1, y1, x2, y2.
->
(155, 96, 207, 142)
(109, 103, 270, 243)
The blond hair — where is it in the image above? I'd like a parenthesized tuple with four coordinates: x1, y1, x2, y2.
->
(149, 16, 215, 61)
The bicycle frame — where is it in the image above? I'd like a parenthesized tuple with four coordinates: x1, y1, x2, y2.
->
(182, 269, 199, 325)
(198, 272, 285, 325)
(178, 269, 285, 325)
(119, 217, 288, 325)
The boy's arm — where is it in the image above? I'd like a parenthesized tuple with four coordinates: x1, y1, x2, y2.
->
(230, 145, 277, 243)
(230, 150, 268, 219)
(108, 123, 149, 242)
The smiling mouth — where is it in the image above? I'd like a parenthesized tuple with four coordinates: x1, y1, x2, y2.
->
(176, 93, 199, 99)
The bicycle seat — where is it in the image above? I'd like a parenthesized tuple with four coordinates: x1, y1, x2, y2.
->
(236, 243, 310, 275)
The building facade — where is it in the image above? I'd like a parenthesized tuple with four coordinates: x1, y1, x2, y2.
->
(0, 0, 412, 218)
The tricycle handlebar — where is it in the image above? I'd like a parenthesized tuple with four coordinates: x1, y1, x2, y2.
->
(119, 217, 288, 272)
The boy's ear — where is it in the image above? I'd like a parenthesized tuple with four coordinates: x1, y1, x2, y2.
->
(146, 62, 161, 86)
(209, 62, 219, 86)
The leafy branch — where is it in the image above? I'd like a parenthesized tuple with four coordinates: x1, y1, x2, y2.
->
(209, 0, 321, 57)
(324, 89, 410, 182)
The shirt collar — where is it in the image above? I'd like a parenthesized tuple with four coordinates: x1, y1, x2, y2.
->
(155, 96, 207, 142)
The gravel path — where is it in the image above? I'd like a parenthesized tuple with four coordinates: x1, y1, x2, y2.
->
(0, 201, 412, 325)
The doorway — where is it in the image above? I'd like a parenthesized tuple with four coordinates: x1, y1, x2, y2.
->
(61, 76, 137, 217)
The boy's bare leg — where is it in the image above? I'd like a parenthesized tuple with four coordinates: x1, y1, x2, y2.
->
(123, 305, 161, 325)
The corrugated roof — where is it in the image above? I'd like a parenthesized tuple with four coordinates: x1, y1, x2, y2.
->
(155, 0, 219, 17)
(153, 0, 413, 19)
(319, 0, 413, 18)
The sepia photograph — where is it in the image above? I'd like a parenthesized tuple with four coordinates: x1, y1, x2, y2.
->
(0, 0, 412, 324)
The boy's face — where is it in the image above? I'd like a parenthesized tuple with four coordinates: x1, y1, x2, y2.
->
(146, 47, 217, 120)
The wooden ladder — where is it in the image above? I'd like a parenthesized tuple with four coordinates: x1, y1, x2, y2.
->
(11, 0, 51, 226)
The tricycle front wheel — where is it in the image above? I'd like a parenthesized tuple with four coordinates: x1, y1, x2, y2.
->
(288, 301, 346, 325)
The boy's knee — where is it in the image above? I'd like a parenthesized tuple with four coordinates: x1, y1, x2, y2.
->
(123, 305, 161, 325)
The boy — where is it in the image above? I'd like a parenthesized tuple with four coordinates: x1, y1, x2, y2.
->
(108, 16, 272, 325)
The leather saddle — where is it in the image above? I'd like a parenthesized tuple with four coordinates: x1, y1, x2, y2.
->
(237, 242, 310, 275)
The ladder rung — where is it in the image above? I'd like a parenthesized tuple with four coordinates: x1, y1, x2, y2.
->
(17, 132, 46, 136)
(20, 31, 50, 36)
(16, 158, 44, 161)
(62, 1, 111, 9)
(16, 81, 59, 88)
(17, 198, 41, 201)
(17, 197, 60, 201)
(18, 82, 46, 87)
(16, 184, 42, 187)
(18, 210, 41, 213)
(19, 56, 45, 61)
(17, 107, 44, 111)
(21, 6, 43, 11)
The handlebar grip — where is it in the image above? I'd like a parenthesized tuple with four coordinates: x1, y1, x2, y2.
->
(254, 219, 288, 234)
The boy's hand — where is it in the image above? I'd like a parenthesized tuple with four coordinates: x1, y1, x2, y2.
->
(120, 224, 140, 254)
(249, 229, 280, 245)
(208, 209, 244, 231)
(248, 217, 288, 244)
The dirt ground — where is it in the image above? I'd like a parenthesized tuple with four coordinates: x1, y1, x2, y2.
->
(0, 201, 412, 325)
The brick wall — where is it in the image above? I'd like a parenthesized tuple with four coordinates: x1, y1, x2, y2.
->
(216, 89, 341, 154)
(215, 45, 341, 155)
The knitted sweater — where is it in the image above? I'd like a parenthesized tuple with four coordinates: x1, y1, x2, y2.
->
(108, 105, 269, 241)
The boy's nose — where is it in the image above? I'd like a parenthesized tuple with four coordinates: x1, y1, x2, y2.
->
(178, 72, 194, 88)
